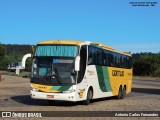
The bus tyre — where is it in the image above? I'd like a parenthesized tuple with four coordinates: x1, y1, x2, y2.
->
(116, 87, 122, 99)
(83, 89, 93, 105)
(122, 87, 126, 99)
(47, 100, 55, 105)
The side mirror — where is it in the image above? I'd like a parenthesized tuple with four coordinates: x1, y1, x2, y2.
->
(75, 56, 80, 71)
(22, 53, 32, 69)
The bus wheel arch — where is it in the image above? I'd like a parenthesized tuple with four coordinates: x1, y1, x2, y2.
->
(83, 86, 93, 105)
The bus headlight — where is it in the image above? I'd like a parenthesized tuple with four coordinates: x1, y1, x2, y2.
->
(30, 87, 39, 92)
(63, 89, 75, 93)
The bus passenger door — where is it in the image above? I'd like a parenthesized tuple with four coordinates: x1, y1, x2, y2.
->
(76, 45, 88, 100)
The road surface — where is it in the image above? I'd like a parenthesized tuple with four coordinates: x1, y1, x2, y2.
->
(0, 75, 159, 119)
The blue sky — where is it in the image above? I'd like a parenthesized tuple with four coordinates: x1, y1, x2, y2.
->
(0, 0, 160, 53)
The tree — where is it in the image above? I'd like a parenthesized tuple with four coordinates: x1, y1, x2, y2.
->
(0, 55, 10, 70)
(0, 44, 5, 60)
(26, 57, 32, 71)
(133, 52, 160, 77)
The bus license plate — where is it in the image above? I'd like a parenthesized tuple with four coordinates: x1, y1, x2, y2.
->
(47, 95, 54, 98)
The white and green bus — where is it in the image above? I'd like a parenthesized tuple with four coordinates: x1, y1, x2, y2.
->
(30, 40, 132, 105)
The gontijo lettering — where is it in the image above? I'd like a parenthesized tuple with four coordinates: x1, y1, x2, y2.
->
(112, 70, 124, 76)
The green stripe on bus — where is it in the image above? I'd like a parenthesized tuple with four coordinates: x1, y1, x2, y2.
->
(102, 67, 112, 92)
(58, 86, 71, 91)
(96, 66, 107, 92)
(51, 86, 61, 90)
(51, 86, 71, 91)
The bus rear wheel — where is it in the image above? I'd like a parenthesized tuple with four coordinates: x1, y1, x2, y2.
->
(116, 86, 122, 99)
(83, 89, 93, 105)
(121, 87, 126, 99)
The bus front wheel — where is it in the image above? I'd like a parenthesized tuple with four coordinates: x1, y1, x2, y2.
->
(83, 89, 93, 105)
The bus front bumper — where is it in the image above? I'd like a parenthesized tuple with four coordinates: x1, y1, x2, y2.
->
(30, 90, 76, 102)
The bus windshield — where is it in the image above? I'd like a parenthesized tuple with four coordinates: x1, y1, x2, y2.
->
(35, 45, 78, 57)
(31, 45, 78, 85)
(31, 57, 76, 85)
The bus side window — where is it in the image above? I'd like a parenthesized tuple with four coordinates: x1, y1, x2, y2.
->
(122, 56, 126, 68)
(120, 56, 123, 67)
(117, 54, 120, 67)
(129, 57, 133, 68)
(97, 49, 103, 65)
(110, 53, 114, 67)
(113, 53, 117, 67)
(104, 50, 110, 66)
(77, 45, 87, 83)
(88, 46, 95, 65)
(88, 46, 102, 65)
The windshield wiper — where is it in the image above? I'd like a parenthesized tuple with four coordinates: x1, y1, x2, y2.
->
(53, 68, 62, 85)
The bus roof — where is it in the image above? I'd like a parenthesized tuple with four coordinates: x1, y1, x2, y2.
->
(38, 40, 83, 46)
(38, 40, 131, 56)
